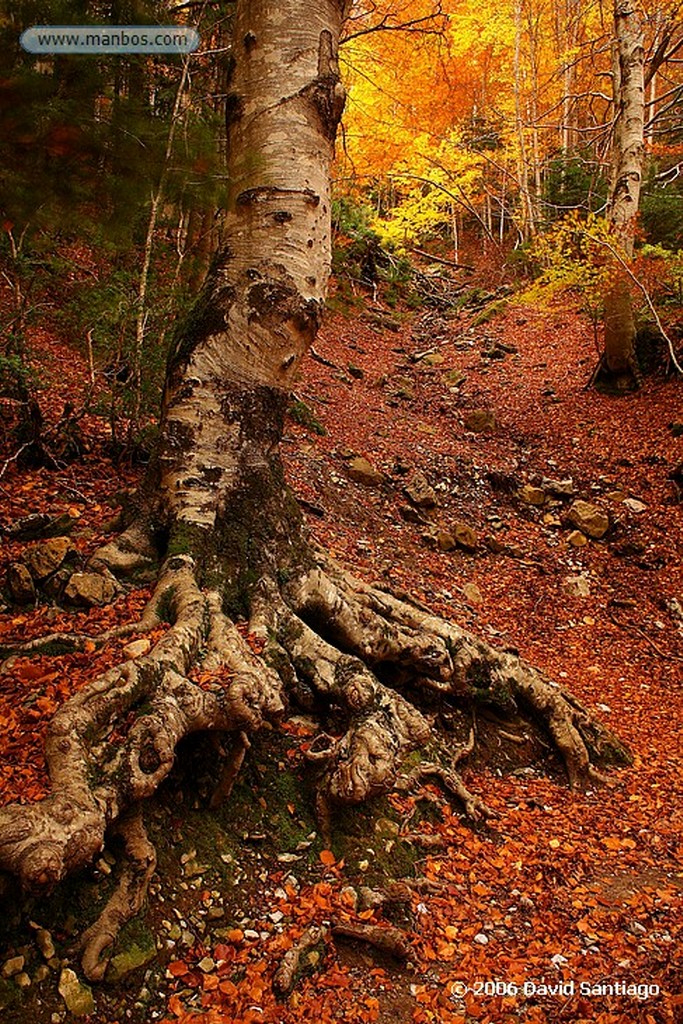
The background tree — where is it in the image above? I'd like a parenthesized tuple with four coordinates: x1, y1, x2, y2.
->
(600, 0, 646, 388)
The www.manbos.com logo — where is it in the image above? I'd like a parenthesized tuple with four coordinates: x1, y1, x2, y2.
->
(20, 25, 200, 54)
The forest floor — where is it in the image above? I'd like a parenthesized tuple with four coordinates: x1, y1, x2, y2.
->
(0, 286, 682, 1024)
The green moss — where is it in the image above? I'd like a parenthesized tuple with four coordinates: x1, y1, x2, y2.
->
(471, 298, 509, 327)
(156, 585, 176, 625)
(288, 400, 326, 436)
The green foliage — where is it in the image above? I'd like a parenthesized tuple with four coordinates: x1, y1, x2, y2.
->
(639, 244, 683, 305)
(640, 164, 683, 251)
(519, 212, 618, 325)
(331, 193, 417, 307)
(288, 400, 327, 436)
(542, 155, 607, 222)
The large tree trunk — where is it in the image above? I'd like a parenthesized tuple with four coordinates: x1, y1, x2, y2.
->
(600, 0, 645, 390)
(0, 0, 628, 982)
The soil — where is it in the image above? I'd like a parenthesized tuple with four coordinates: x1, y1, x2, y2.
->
(0, 291, 681, 1024)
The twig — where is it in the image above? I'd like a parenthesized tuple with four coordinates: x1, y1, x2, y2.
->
(411, 247, 474, 271)
(586, 231, 683, 374)
(0, 443, 30, 481)
(608, 609, 683, 661)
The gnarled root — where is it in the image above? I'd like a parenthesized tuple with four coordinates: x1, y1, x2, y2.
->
(0, 537, 628, 960)
(80, 804, 156, 981)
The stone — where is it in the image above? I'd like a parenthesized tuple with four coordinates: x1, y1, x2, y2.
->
(403, 471, 437, 509)
(7, 562, 35, 604)
(567, 500, 609, 539)
(567, 530, 587, 547)
(393, 377, 414, 400)
(623, 498, 647, 513)
(453, 521, 478, 552)
(123, 638, 152, 660)
(443, 368, 466, 387)
(462, 583, 483, 606)
(473, 933, 489, 945)
(36, 928, 55, 961)
(541, 476, 574, 497)
(6, 512, 77, 540)
(399, 505, 423, 524)
(58, 968, 95, 1016)
(419, 351, 444, 366)
(347, 457, 384, 487)
(106, 939, 156, 982)
(15, 973, 31, 989)
(24, 537, 73, 580)
(564, 575, 591, 598)
(2, 956, 25, 977)
(520, 484, 546, 506)
(64, 572, 116, 607)
(464, 408, 496, 433)
(436, 530, 456, 552)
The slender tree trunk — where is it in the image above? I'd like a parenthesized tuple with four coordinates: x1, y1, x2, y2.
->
(601, 0, 645, 388)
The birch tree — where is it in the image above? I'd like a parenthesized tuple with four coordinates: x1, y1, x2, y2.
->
(0, 0, 626, 979)
(601, 0, 645, 387)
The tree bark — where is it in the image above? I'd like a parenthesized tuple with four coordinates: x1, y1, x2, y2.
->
(601, 0, 645, 388)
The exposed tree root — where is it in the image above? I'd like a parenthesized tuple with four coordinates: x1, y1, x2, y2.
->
(274, 923, 330, 995)
(79, 805, 157, 982)
(330, 918, 412, 960)
(0, 535, 629, 968)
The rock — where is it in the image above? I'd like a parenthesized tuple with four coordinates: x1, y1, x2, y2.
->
(419, 351, 444, 366)
(567, 530, 587, 547)
(453, 521, 478, 552)
(6, 512, 78, 540)
(123, 638, 151, 660)
(2, 956, 25, 977)
(462, 583, 483, 606)
(399, 505, 424, 524)
(563, 574, 591, 598)
(519, 484, 546, 506)
(606, 490, 626, 502)
(42, 567, 74, 600)
(436, 530, 456, 552)
(58, 968, 95, 1016)
(392, 377, 414, 401)
(24, 537, 73, 580)
(403, 471, 437, 509)
(623, 498, 647, 513)
(443, 369, 466, 387)
(347, 457, 384, 487)
(567, 500, 609, 539)
(543, 513, 562, 527)
(541, 477, 574, 497)
(464, 408, 497, 433)
(486, 535, 506, 554)
(15, 973, 31, 989)
(64, 572, 116, 607)
(473, 933, 489, 945)
(106, 938, 156, 982)
(36, 928, 55, 961)
(7, 562, 35, 604)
